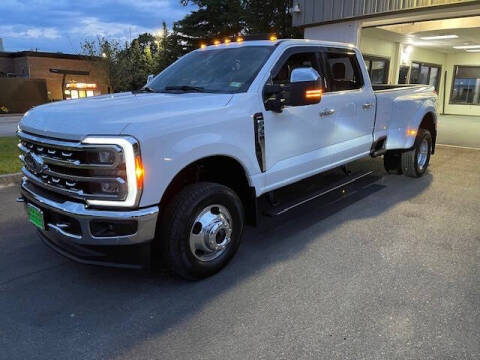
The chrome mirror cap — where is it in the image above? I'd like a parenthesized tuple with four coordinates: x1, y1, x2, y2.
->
(290, 67, 320, 83)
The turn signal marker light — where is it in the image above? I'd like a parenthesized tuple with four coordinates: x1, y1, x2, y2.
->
(305, 89, 322, 99)
(135, 156, 144, 189)
(407, 129, 417, 137)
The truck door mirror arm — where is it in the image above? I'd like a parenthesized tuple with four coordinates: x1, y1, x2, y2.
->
(264, 84, 286, 113)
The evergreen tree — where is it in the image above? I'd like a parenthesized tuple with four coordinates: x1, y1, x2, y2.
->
(175, 0, 246, 50)
(80, 1, 302, 92)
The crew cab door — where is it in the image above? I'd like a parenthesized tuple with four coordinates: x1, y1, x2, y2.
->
(318, 48, 376, 158)
(261, 47, 336, 188)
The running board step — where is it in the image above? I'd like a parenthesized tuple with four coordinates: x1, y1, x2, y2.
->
(264, 170, 374, 217)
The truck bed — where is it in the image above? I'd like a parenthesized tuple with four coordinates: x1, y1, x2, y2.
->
(372, 84, 437, 148)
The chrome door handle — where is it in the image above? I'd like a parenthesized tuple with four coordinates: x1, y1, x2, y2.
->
(319, 108, 335, 117)
(362, 103, 375, 110)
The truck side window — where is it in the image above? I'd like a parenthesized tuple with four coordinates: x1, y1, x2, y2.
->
(323, 51, 364, 92)
(272, 52, 319, 85)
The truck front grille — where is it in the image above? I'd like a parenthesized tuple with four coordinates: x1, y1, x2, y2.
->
(18, 131, 128, 202)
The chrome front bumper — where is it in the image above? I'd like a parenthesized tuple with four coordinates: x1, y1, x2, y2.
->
(20, 179, 159, 268)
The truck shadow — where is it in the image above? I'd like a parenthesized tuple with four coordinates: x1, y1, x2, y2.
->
(3, 158, 434, 358)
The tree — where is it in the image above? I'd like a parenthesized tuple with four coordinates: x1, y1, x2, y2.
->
(177, 0, 301, 49)
(80, 29, 181, 92)
(243, 0, 301, 38)
(80, 1, 302, 92)
(175, 0, 246, 50)
(81, 36, 123, 92)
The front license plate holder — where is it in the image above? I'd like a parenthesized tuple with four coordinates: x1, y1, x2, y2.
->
(27, 203, 45, 230)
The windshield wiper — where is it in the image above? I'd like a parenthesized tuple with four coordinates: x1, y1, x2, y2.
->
(132, 86, 156, 94)
(164, 85, 206, 93)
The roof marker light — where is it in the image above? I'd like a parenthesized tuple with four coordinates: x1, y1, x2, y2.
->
(200, 43, 207, 49)
(236, 37, 244, 43)
(270, 35, 278, 41)
(213, 40, 221, 46)
(224, 38, 231, 44)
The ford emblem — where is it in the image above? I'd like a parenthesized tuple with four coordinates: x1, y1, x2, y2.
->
(25, 151, 46, 174)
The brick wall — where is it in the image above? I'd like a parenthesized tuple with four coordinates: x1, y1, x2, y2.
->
(0, 57, 14, 75)
(23, 56, 109, 100)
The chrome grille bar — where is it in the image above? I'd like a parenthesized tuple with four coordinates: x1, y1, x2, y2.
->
(18, 130, 127, 202)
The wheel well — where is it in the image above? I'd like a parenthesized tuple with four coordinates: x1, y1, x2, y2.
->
(419, 112, 437, 153)
(159, 156, 257, 225)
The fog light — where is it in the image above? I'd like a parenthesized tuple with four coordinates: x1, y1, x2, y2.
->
(101, 182, 120, 194)
(98, 150, 115, 164)
(90, 220, 137, 237)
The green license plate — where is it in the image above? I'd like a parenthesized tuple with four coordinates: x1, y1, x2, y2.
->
(27, 203, 45, 230)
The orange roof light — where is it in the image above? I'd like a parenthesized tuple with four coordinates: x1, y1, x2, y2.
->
(236, 37, 244, 43)
(224, 38, 231, 44)
(213, 40, 221, 46)
(200, 43, 207, 49)
(305, 89, 322, 99)
(270, 34, 278, 41)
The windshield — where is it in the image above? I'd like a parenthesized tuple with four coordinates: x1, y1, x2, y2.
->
(148, 46, 273, 94)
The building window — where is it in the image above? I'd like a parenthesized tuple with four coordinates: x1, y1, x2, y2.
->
(65, 82, 98, 100)
(450, 66, 480, 105)
(410, 62, 441, 91)
(363, 55, 389, 84)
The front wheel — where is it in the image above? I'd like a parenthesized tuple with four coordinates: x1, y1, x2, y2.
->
(401, 128, 432, 178)
(160, 182, 244, 280)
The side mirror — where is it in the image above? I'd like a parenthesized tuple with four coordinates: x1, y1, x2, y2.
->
(287, 67, 323, 106)
(147, 74, 154, 84)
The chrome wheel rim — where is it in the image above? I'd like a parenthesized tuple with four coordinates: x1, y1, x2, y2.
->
(417, 138, 429, 170)
(189, 204, 233, 262)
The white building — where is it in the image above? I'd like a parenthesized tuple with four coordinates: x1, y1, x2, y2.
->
(292, 0, 480, 116)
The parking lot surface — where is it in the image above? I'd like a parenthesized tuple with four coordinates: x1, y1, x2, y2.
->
(1, 146, 479, 360)
(0, 115, 22, 136)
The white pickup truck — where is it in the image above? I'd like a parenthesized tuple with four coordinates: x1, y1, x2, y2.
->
(18, 39, 438, 279)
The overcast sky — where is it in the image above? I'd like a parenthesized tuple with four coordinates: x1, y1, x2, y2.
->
(0, 0, 193, 53)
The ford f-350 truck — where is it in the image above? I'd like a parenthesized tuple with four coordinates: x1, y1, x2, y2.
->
(18, 39, 438, 279)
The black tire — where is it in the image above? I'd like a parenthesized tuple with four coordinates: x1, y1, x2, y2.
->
(401, 128, 432, 178)
(160, 182, 244, 280)
(384, 151, 402, 174)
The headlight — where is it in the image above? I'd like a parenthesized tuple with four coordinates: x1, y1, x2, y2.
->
(82, 136, 143, 208)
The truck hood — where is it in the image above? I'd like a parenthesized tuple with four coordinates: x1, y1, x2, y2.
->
(20, 92, 234, 141)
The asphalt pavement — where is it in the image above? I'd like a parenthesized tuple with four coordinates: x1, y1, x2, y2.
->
(1, 146, 479, 360)
(0, 115, 22, 136)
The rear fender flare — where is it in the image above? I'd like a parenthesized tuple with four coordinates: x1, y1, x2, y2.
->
(385, 97, 437, 151)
